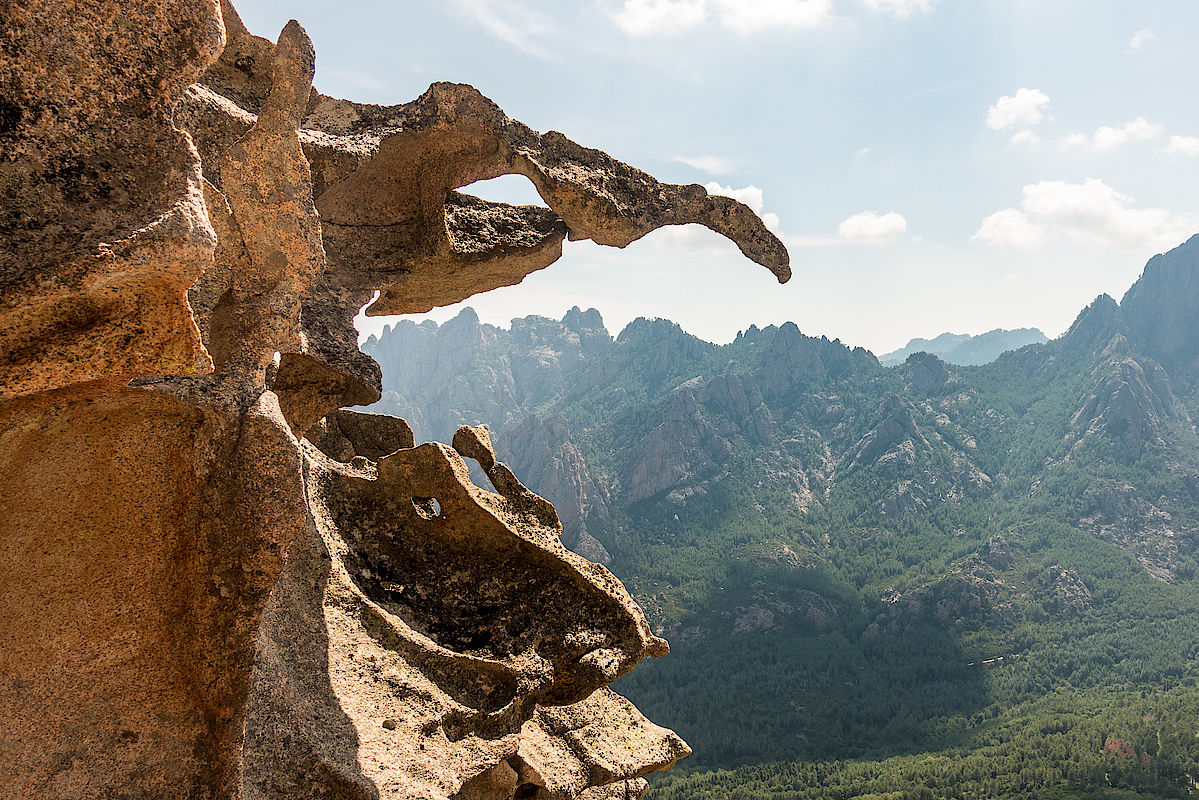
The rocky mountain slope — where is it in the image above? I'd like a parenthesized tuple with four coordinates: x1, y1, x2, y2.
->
(879, 327, 1048, 366)
(365, 238, 1199, 797)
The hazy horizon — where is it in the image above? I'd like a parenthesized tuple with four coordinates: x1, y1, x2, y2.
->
(359, 296, 1065, 358)
(352, 244, 1152, 356)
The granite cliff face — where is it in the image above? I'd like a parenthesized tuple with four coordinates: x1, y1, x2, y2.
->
(0, 3, 788, 798)
(1121, 233, 1199, 384)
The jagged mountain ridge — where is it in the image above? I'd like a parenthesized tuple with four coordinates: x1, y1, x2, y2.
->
(364, 310, 884, 556)
(364, 233, 1198, 567)
(878, 327, 1048, 367)
(365, 238, 1199, 784)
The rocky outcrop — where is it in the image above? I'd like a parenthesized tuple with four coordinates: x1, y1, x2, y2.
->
(621, 383, 737, 504)
(842, 393, 991, 517)
(868, 558, 1004, 635)
(0, 3, 788, 798)
(1, 0, 224, 397)
(897, 351, 955, 396)
(753, 322, 877, 400)
(1037, 565, 1092, 614)
(1077, 481, 1186, 582)
(1070, 335, 1178, 462)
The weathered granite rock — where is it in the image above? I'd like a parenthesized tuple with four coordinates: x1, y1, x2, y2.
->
(0, 0, 225, 399)
(0, 2, 787, 798)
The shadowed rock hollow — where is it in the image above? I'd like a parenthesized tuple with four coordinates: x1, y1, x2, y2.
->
(0, 2, 789, 798)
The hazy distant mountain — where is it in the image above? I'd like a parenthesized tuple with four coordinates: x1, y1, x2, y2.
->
(878, 327, 1047, 366)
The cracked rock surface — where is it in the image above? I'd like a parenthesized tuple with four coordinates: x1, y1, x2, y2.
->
(0, 1, 787, 798)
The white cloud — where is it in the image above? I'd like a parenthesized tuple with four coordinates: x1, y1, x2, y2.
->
(974, 179, 1195, 252)
(1090, 116, 1164, 150)
(971, 209, 1045, 249)
(860, 0, 936, 19)
(611, 0, 706, 36)
(672, 154, 737, 174)
(705, 182, 764, 213)
(855, 146, 872, 157)
(449, 0, 559, 59)
(838, 210, 907, 243)
(1010, 129, 1039, 146)
(1163, 135, 1199, 156)
(1129, 28, 1155, 51)
(608, 0, 832, 35)
(712, 0, 833, 33)
(986, 88, 1050, 131)
(1061, 132, 1090, 149)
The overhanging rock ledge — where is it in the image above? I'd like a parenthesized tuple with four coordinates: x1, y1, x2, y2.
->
(0, 2, 789, 798)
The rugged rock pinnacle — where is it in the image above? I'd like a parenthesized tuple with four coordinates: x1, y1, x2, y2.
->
(0, 2, 788, 798)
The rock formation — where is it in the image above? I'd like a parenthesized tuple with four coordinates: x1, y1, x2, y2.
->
(0, 2, 789, 799)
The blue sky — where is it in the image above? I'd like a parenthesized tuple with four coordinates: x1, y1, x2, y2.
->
(236, 0, 1199, 353)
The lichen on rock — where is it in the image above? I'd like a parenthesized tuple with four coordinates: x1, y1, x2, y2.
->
(0, 2, 788, 798)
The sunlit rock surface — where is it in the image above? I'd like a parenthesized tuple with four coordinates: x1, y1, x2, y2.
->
(0, 1, 787, 797)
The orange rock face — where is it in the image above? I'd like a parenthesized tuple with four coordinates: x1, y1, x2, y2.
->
(0, 2, 788, 797)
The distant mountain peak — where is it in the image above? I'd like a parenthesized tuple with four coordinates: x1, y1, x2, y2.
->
(562, 305, 606, 332)
(879, 327, 1047, 367)
(1061, 294, 1128, 352)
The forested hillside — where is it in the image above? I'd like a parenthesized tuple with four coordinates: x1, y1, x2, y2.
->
(363, 236, 1199, 798)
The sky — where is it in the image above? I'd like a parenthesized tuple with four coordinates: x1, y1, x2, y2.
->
(235, 0, 1199, 355)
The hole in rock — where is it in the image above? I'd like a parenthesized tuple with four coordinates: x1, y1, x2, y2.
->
(457, 174, 547, 207)
(412, 496, 442, 519)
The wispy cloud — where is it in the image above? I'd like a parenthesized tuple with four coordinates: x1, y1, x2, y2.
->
(1062, 116, 1165, 151)
(986, 88, 1050, 131)
(860, 0, 936, 19)
(1091, 117, 1164, 150)
(1163, 135, 1199, 157)
(1129, 28, 1155, 52)
(973, 179, 1194, 251)
(713, 0, 833, 33)
(672, 154, 738, 174)
(609, 0, 833, 36)
(611, 0, 706, 36)
(972, 208, 1045, 249)
(1010, 129, 1039, 146)
(448, 0, 560, 60)
(838, 210, 907, 243)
